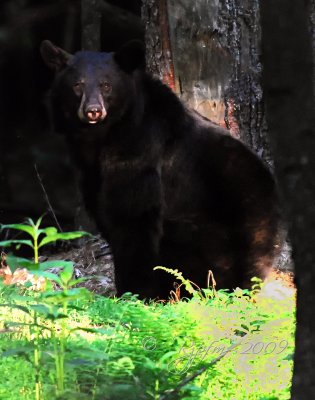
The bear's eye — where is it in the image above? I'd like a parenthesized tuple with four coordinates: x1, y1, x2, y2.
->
(100, 81, 111, 92)
(73, 81, 84, 96)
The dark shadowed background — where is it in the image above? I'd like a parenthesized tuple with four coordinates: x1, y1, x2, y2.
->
(0, 0, 142, 229)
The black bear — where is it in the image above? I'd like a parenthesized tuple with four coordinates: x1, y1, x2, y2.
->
(41, 40, 281, 299)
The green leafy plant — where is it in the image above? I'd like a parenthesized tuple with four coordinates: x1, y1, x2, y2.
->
(0, 218, 295, 400)
(0, 216, 90, 268)
(0, 279, 295, 400)
(0, 217, 91, 399)
(154, 266, 197, 296)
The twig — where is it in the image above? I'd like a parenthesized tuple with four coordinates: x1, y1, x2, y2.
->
(34, 164, 63, 232)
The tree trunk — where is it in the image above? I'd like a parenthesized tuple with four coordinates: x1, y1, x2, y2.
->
(142, 0, 272, 163)
(260, 1, 315, 398)
(141, 0, 175, 90)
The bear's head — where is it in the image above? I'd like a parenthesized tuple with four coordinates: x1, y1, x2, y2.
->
(40, 40, 145, 126)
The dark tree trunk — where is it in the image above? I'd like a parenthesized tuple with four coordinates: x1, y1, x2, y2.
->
(142, 0, 272, 163)
(141, 0, 175, 89)
(218, 0, 272, 161)
(260, 1, 315, 398)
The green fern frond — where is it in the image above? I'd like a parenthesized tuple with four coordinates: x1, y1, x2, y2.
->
(154, 266, 196, 295)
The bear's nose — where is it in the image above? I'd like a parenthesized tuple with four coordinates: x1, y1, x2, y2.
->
(85, 105, 103, 123)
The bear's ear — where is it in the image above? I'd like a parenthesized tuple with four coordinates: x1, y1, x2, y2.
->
(40, 40, 73, 71)
(114, 40, 145, 73)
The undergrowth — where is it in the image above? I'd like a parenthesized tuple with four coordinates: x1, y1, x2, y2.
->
(0, 218, 295, 400)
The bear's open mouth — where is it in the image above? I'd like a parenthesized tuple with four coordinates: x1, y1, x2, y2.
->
(77, 106, 107, 124)
(87, 109, 103, 122)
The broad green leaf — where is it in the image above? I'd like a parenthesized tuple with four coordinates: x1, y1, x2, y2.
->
(5, 255, 36, 272)
(9, 260, 39, 271)
(67, 277, 89, 287)
(39, 260, 74, 270)
(60, 264, 74, 285)
(63, 288, 92, 301)
(26, 263, 40, 271)
(0, 239, 33, 248)
(30, 271, 62, 285)
(29, 304, 51, 316)
(0, 223, 35, 237)
(40, 292, 69, 304)
(0, 304, 30, 314)
(38, 235, 60, 247)
(10, 294, 36, 303)
(40, 312, 68, 321)
(6, 255, 33, 265)
(42, 226, 58, 236)
(38, 231, 91, 248)
(41, 287, 91, 303)
(6, 321, 51, 331)
(58, 230, 91, 239)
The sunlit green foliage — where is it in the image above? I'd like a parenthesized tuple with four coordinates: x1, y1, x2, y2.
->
(0, 219, 295, 399)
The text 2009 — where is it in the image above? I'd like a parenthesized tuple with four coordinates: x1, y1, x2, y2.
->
(240, 340, 288, 355)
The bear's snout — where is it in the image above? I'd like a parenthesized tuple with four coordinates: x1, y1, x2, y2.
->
(85, 105, 105, 124)
(77, 95, 107, 124)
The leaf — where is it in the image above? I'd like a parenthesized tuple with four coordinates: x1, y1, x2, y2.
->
(2, 346, 34, 357)
(71, 327, 113, 335)
(42, 226, 58, 236)
(39, 260, 74, 270)
(67, 304, 86, 312)
(0, 303, 30, 314)
(46, 287, 92, 302)
(6, 257, 40, 271)
(25, 216, 44, 239)
(10, 294, 36, 302)
(34, 216, 43, 229)
(67, 277, 89, 287)
(31, 271, 62, 285)
(60, 264, 74, 285)
(0, 223, 35, 238)
(5, 255, 36, 272)
(55, 231, 91, 240)
(44, 313, 68, 321)
(38, 231, 91, 248)
(0, 240, 34, 249)
(64, 287, 92, 297)
(66, 349, 109, 362)
(7, 322, 37, 329)
(26, 218, 36, 227)
(29, 304, 51, 316)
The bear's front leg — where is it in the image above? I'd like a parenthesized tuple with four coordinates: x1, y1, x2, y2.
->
(109, 213, 162, 298)
(99, 166, 163, 299)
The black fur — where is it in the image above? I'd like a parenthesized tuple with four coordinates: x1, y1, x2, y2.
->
(41, 40, 281, 298)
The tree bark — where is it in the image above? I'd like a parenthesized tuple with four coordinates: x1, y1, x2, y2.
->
(218, 0, 272, 160)
(141, 0, 175, 89)
(143, 0, 273, 163)
(260, 1, 315, 398)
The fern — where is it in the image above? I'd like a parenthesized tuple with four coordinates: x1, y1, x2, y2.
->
(154, 266, 196, 295)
